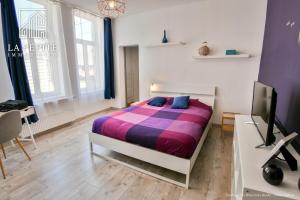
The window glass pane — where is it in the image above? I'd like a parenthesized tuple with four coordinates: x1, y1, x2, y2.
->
(35, 39, 54, 93)
(78, 66, 86, 78)
(87, 45, 94, 66)
(74, 15, 93, 41)
(89, 67, 95, 76)
(81, 18, 92, 41)
(21, 38, 35, 94)
(76, 44, 84, 65)
(24, 61, 35, 94)
(80, 80, 86, 89)
(74, 16, 82, 40)
(37, 59, 54, 93)
(74, 16, 81, 25)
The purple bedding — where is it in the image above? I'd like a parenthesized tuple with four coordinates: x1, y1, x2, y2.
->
(92, 98, 213, 158)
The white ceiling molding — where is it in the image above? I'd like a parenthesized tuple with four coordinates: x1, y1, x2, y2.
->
(61, 0, 201, 17)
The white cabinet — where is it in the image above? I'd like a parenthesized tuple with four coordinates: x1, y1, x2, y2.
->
(232, 115, 300, 200)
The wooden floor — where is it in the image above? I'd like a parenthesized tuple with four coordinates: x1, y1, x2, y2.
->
(0, 110, 233, 200)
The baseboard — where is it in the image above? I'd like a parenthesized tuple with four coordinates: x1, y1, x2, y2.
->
(31, 107, 114, 138)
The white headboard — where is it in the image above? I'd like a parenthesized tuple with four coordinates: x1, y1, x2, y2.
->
(150, 83, 216, 109)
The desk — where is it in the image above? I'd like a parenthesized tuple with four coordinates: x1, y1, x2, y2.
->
(0, 106, 37, 148)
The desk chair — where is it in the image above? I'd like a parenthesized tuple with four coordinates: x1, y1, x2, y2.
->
(0, 111, 31, 179)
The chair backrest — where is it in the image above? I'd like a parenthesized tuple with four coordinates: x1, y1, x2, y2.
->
(0, 110, 22, 144)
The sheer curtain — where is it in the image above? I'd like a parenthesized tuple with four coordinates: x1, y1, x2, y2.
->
(48, 1, 73, 99)
(15, 0, 73, 104)
(72, 9, 104, 98)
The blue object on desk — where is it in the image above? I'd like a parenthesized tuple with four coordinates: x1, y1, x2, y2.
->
(226, 49, 237, 55)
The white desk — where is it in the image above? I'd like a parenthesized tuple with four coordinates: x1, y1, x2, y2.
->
(0, 106, 37, 148)
(232, 115, 300, 200)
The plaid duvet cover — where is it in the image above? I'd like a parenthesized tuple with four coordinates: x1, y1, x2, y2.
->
(92, 98, 213, 158)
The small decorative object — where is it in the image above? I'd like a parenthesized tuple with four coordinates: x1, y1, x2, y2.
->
(97, 0, 126, 18)
(226, 49, 238, 55)
(162, 30, 168, 43)
(262, 164, 284, 186)
(198, 42, 210, 56)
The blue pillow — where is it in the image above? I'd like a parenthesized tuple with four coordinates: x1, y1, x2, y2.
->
(148, 97, 167, 107)
(171, 96, 190, 109)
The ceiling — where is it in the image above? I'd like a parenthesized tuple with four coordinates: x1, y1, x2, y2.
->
(61, 0, 200, 16)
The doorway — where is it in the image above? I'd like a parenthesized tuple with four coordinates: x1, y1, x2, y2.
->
(124, 46, 139, 106)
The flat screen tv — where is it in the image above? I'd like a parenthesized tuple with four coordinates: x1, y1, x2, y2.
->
(251, 81, 277, 146)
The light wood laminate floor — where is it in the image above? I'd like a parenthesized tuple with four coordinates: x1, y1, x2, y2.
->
(0, 109, 233, 200)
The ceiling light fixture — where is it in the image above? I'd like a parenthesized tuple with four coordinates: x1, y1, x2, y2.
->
(97, 0, 126, 18)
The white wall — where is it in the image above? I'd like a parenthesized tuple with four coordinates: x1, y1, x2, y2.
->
(113, 0, 268, 123)
(0, 8, 14, 102)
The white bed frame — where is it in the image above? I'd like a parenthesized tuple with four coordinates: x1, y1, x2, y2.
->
(89, 83, 215, 188)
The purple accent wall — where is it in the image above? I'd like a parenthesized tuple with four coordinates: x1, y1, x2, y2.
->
(258, 0, 300, 153)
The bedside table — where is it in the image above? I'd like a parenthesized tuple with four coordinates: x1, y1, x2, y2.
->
(221, 112, 238, 133)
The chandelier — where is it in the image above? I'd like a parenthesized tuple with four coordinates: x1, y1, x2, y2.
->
(97, 0, 126, 18)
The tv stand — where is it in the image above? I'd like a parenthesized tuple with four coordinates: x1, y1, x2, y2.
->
(232, 115, 300, 200)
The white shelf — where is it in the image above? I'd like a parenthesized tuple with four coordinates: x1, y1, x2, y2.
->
(193, 54, 251, 59)
(144, 42, 186, 48)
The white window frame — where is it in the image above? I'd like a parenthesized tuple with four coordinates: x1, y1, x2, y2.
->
(17, 0, 63, 102)
(73, 11, 103, 96)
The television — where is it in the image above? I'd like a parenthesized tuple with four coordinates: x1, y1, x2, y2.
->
(251, 81, 277, 147)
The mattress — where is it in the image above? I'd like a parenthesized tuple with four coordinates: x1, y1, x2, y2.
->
(92, 98, 213, 158)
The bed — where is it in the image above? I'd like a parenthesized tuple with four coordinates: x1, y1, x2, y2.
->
(89, 84, 215, 188)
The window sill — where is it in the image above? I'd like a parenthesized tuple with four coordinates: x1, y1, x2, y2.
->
(33, 95, 75, 105)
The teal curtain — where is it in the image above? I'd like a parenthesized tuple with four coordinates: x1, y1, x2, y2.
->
(104, 17, 115, 99)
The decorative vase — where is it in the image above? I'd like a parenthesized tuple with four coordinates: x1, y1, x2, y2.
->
(262, 164, 284, 186)
(199, 42, 210, 56)
(162, 30, 168, 43)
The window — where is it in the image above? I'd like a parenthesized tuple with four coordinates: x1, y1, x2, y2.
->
(73, 11, 103, 95)
(21, 37, 56, 97)
(15, 0, 72, 103)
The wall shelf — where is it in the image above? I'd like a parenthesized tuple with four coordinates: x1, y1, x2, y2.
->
(193, 54, 251, 59)
(144, 42, 186, 48)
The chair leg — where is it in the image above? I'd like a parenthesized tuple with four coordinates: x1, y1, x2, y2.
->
(0, 157, 5, 179)
(15, 138, 31, 161)
(0, 144, 6, 159)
